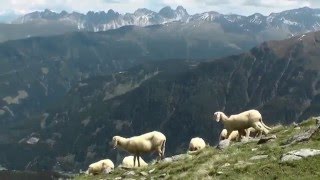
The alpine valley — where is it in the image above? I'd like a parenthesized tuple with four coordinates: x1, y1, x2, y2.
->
(0, 6, 320, 173)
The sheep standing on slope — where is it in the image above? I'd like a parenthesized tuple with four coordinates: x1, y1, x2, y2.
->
(86, 159, 114, 175)
(112, 131, 166, 167)
(188, 137, 206, 152)
(120, 155, 148, 168)
(214, 109, 271, 141)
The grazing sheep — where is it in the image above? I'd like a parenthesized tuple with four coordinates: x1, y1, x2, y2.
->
(214, 109, 271, 141)
(219, 129, 240, 141)
(112, 131, 166, 167)
(219, 127, 265, 142)
(246, 127, 267, 138)
(86, 159, 114, 175)
(188, 137, 206, 152)
(120, 155, 148, 168)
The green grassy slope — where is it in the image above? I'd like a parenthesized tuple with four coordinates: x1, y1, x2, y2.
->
(76, 117, 320, 180)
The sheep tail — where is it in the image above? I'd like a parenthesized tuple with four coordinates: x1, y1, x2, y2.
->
(161, 139, 166, 159)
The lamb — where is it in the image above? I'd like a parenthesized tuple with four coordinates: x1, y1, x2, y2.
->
(86, 159, 114, 175)
(120, 155, 148, 168)
(214, 109, 271, 141)
(112, 131, 166, 167)
(246, 127, 267, 138)
(219, 129, 240, 141)
(188, 137, 206, 152)
(219, 127, 266, 142)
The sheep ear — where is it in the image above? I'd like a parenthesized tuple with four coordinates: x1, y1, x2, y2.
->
(113, 143, 116, 149)
(113, 138, 118, 149)
(215, 112, 220, 122)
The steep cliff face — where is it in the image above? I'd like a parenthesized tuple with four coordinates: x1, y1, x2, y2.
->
(10, 31, 318, 171)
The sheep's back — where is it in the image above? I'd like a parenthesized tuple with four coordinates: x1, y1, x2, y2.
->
(138, 131, 166, 147)
(99, 159, 114, 169)
(121, 156, 148, 167)
(126, 137, 154, 153)
(239, 110, 261, 121)
(139, 131, 166, 140)
(224, 119, 251, 130)
(189, 138, 205, 150)
(88, 161, 103, 173)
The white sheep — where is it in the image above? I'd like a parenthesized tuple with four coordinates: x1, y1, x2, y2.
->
(188, 137, 206, 152)
(112, 131, 166, 167)
(220, 127, 267, 141)
(246, 127, 267, 138)
(86, 159, 114, 175)
(219, 129, 240, 141)
(214, 109, 271, 141)
(120, 155, 148, 168)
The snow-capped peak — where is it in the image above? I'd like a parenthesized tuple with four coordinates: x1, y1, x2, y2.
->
(10, 6, 320, 35)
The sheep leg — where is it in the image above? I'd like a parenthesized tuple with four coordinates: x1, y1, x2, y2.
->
(238, 129, 246, 141)
(157, 140, 166, 161)
(161, 140, 166, 159)
(245, 128, 250, 138)
(157, 149, 162, 161)
(137, 155, 141, 167)
(253, 122, 269, 135)
(258, 131, 262, 138)
(260, 118, 272, 130)
(133, 155, 137, 167)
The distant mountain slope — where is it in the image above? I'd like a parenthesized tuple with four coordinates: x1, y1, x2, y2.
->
(2, 30, 319, 171)
(0, 22, 258, 126)
(0, 22, 78, 42)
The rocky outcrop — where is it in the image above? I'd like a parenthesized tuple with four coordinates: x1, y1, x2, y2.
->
(281, 149, 320, 162)
(257, 135, 277, 144)
(283, 123, 320, 146)
(162, 154, 193, 163)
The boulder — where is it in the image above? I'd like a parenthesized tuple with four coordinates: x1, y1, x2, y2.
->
(217, 139, 230, 150)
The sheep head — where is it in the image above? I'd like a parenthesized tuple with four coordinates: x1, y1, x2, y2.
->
(214, 112, 223, 122)
(112, 136, 119, 149)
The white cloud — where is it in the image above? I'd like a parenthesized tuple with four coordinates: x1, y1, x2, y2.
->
(0, 0, 319, 15)
(244, 0, 308, 7)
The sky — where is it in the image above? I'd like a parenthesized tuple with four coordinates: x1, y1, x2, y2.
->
(0, 0, 320, 16)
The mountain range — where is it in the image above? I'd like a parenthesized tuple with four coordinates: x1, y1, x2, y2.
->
(0, 6, 320, 43)
(12, 6, 320, 34)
